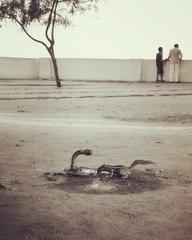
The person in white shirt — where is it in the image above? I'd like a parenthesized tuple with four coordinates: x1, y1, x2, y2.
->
(168, 44, 183, 83)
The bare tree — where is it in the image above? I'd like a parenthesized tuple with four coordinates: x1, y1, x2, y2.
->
(0, 0, 99, 87)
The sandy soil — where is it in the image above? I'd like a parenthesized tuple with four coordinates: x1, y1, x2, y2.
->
(0, 80, 192, 240)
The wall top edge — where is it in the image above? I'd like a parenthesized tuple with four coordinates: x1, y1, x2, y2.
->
(0, 57, 142, 61)
(0, 56, 39, 61)
(0, 57, 191, 61)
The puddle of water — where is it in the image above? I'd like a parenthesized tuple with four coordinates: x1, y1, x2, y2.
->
(45, 169, 163, 194)
(83, 180, 115, 193)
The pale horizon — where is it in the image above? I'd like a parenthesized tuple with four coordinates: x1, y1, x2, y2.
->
(0, 0, 191, 59)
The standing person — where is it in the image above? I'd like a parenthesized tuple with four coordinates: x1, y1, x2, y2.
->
(156, 47, 164, 82)
(168, 44, 183, 82)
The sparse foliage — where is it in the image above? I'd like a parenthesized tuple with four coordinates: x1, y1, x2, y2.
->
(0, 0, 99, 87)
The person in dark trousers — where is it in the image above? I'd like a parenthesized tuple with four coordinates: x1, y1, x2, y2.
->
(156, 47, 165, 82)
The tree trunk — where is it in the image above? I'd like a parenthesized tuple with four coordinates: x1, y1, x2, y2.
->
(48, 47, 61, 87)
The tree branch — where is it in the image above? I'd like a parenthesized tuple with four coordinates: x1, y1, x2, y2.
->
(45, 0, 56, 45)
(2, 10, 49, 50)
(51, 0, 59, 46)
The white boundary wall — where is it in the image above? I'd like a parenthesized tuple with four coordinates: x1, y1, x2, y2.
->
(0, 57, 192, 82)
(0, 57, 39, 80)
(39, 58, 141, 82)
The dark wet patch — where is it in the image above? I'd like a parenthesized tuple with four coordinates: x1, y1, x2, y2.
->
(44, 169, 163, 194)
(104, 114, 192, 124)
(160, 169, 192, 187)
(17, 110, 29, 113)
(2, 92, 192, 100)
(160, 93, 192, 97)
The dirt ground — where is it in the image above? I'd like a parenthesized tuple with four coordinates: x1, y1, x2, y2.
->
(0, 79, 192, 240)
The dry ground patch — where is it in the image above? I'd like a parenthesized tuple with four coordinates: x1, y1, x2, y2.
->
(0, 80, 192, 240)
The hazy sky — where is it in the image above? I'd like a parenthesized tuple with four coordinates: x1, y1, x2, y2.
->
(0, 0, 191, 59)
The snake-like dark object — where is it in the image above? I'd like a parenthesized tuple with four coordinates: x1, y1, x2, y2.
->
(67, 149, 154, 178)
(70, 149, 93, 170)
(97, 160, 155, 178)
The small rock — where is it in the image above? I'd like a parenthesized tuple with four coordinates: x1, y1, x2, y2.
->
(10, 180, 21, 185)
(66, 194, 71, 199)
(0, 183, 6, 190)
(16, 144, 22, 147)
(17, 110, 25, 112)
